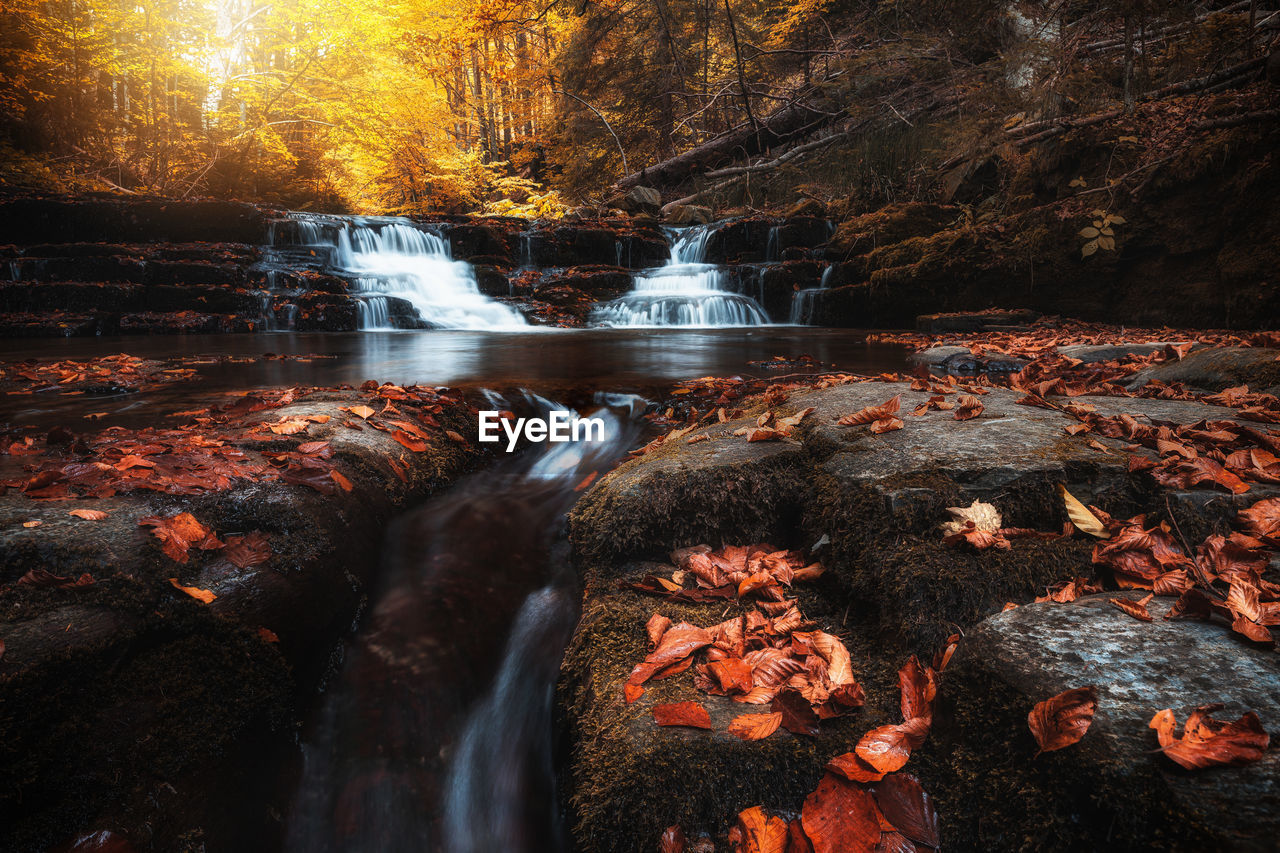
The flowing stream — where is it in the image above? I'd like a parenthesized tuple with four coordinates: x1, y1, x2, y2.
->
(284, 394, 644, 853)
(592, 225, 771, 327)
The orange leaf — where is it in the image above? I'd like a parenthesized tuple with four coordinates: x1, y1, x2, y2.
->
(652, 701, 712, 729)
(140, 512, 223, 563)
(269, 419, 309, 435)
(733, 806, 790, 853)
(870, 417, 904, 434)
(1109, 593, 1154, 622)
(837, 395, 901, 426)
(1150, 704, 1269, 769)
(330, 470, 354, 492)
(854, 718, 931, 773)
(390, 429, 429, 452)
(729, 711, 784, 741)
(168, 577, 216, 604)
(257, 627, 279, 643)
(69, 509, 108, 521)
(953, 394, 984, 420)
(1028, 686, 1098, 753)
(344, 405, 376, 419)
(624, 684, 644, 704)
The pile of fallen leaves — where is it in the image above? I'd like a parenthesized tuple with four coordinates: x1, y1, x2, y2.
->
(625, 545, 861, 729)
(1, 381, 465, 500)
(661, 649, 951, 853)
(0, 353, 196, 395)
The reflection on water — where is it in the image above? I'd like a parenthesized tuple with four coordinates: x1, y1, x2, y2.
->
(0, 329, 910, 428)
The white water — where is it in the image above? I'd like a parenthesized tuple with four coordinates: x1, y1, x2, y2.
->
(337, 221, 526, 330)
(789, 263, 834, 325)
(273, 216, 525, 331)
(591, 225, 770, 327)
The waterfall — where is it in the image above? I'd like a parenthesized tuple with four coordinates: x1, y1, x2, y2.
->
(789, 264, 833, 325)
(271, 215, 526, 330)
(590, 225, 770, 327)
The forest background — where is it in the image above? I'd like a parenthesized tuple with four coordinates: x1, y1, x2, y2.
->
(1, 0, 1276, 217)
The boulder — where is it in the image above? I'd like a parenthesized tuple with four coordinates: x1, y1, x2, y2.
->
(944, 593, 1280, 851)
(664, 204, 713, 226)
(785, 198, 827, 219)
(625, 186, 663, 215)
(910, 345, 973, 367)
(1056, 342, 1198, 364)
(916, 309, 1041, 333)
(1127, 347, 1280, 395)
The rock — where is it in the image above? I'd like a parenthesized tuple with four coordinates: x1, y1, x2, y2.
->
(910, 345, 972, 366)
(625, 186, 663, 215)
(664, 204, 713, 226)
(828, 203, 959, 256)
(704, 218, 774, 263)
(473, 264, 510, 297)
(1056, 342, 1197, 364)
(1127, 347, 1280, 395)
(947, 593, 1280, 852)
(916, 309, 1041, 333)
(785, 197, 827, 218)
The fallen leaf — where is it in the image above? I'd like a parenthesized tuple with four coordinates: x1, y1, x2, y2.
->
(624, 684, 644, 703)
(652, 701, 712, 730)
(139, 512, 223, 563)
(1059, 485, 1109, 538)
(733, 806, 789, 853)
(773, 688, 821, 737)
(729, 711, 784, 741)
(1110, 593, 1155, 622)
(837, 396, 901, 426)
(257, 627, 279, 643)
(221, 531, 272, 569)
(941, 500, 1001, 535)
(269, 419, 309, 435)
(1028, 686, 1098, 754)
(801, 774, 881, 853)
(23, 520, 41, 528)
(344, 405, 376, 419)
(330, 470, 354, 492)
(68, 509, 108, 521)
(873, 773, 939, 849)
(953, 394, 984, 420)
(1150, 704, 1269, 769)
(855, 718, 931, 774)
(168, 577, 216, 604)
(660, 824, 687, 853)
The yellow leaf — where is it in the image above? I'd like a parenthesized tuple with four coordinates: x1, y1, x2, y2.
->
(1079, 227, 1100, 238)
(1098, 236, 1116, 251)
(1108, 215, 1126, 225)
(1082, 240, 1098, 258)
(1058, 484, 1109, 539)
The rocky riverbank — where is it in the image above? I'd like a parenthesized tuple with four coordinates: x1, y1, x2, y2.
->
(558, 342, 1280, 851)
(0, 377, 485, 851)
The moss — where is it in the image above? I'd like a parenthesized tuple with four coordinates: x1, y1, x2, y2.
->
(557, 573, 903, 853)
(568, 446, 807, 571)
(926, 660, 1219, 852)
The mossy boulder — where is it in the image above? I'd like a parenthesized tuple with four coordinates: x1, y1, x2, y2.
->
(939, 593, 1280, 852)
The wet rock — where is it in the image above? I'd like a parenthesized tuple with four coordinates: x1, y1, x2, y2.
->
(916, 309, 1041, 333)
(946, 594, 1280, 852)
(625, 186, 663, 215)
(1056, 342, 1198, 364)
(543, 265, 633, 298)
(446, 221, 517, 264)
(0, 391, 485, 852)
(473, 264, 511, 297)
(0, 196, 269, 244)
(1127, 347, 1280, 395)
(772, 217, 832, 255)
(910, 345, 972, 366)
(705, 218, 774, 263)
(757, 261, 824, 321)
(665, 204, 713, 226)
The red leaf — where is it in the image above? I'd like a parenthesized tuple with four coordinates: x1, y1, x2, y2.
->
(221, 531, 272, 569)
(139, 512, 223, 563)
(898, 656, 936, 723)
(733, 806, 790, 853)
(652, 701, 712, 729)
(801, 774, 881, 853)
(1028, 686, 1098, 753)
(660, 825, 687, 853)
(773, 688, 821, 737)
(854, 718, 931, 774)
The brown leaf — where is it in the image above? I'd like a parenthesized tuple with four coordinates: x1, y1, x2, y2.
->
(330, 470, 354, 492)
(1109, 593, 1155, 622)
(1150, 705, 1269, 769)
(390, 429, 429, 452)
(837, 396, 902, 426)
(222, 531, 272, 569)
(826, 750, 886, 784)
(729, 711, 784, 741)
(343, 405, 376, 419)
(652, 701, 712, 730)
(898, 656, 937, 723)
(68, 509, 108, 521)
(168, 577, 216, 604)
(953, 394, 984, 420)
(646, 613, 672, 651)
(1028, 686, 1098, 754)
(257, 627, 279, 643)
(269, 419, 309, 435)
(870, 417, 905, 434)
(1239, 497, 1280, 544)
(801, 773, 881, 853)
(628, 622, 713, 686)
(773, 688, 821, 737)
(873, 773, 939, 849)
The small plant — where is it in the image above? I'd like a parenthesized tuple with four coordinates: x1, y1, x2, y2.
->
(1079, 209, 1125, 257)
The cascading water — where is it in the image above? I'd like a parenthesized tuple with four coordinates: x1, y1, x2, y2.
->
(285, 393, 644, 853)
(270, 215, 526, 331)
(789, 264, 834, 325)
(590, 225, 770, 327)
